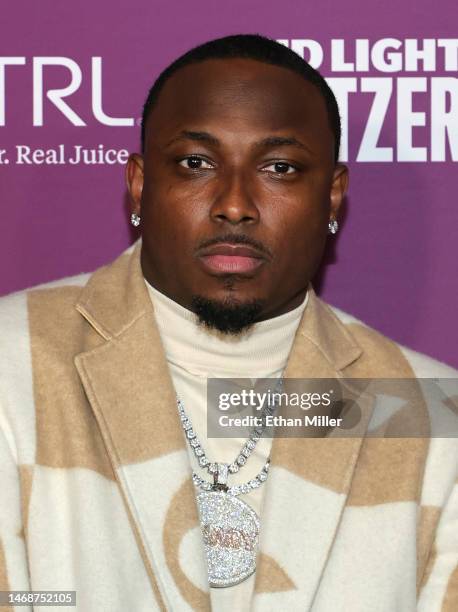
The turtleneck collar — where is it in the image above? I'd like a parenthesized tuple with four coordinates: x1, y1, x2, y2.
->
(144, 279, 309, 378)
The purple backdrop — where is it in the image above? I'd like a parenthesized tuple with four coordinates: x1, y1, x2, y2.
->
(1, 0, 457, 367)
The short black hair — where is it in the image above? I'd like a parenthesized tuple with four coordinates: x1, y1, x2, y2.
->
(141, 33, 341, 163)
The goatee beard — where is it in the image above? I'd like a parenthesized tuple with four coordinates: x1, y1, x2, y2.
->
(190, 295, 265, 335)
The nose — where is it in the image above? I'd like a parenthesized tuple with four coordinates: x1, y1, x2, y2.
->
(209, 168, 260, 226)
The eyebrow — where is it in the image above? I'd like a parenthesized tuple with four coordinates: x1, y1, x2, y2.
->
(165, 130, 314, 154)
(254, 136, 313, 155)
(165, 131, 220, 148)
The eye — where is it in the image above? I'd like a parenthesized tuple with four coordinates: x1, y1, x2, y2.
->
(262, 162, 298, 175)
(178, 155, 214, 170)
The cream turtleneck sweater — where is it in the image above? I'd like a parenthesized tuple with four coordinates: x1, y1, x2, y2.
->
(144, 279, 308, 610)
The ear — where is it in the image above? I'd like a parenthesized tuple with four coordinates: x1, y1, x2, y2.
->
(329, 163, 349, 222)
(125, 153, 144, 215)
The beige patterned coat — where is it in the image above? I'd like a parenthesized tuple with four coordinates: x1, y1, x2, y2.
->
(0, 241, 457, 611)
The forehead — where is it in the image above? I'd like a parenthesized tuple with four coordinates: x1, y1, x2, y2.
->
(145, 58, 333, 155)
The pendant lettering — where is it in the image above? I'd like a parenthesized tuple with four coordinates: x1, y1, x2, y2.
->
(197, 491, 260, 588)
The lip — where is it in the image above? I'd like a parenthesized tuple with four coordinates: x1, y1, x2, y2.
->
(196, 243, 267, 275)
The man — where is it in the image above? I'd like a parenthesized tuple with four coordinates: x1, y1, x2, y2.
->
(0, 34, 456, 611)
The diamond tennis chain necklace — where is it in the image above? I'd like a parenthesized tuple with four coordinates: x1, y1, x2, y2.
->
(176, 378, 282, 588)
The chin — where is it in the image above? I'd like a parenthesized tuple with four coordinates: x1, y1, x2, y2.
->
(189, 292, 266, 335)
(206, 276, 268, 302)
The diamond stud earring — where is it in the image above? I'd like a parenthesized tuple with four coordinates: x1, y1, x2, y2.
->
(328, 219, 339, 235)
(130, 213, 141, 227)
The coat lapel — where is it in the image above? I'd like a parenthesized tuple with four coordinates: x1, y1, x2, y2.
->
(74, 241, 210, 611)
(253, 290, 375, 610)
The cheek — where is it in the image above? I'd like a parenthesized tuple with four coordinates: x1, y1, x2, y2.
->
(145, 169, 212, 216)
(261, 192, 330, 281)
(279, 225, 327, 276)
(142, 182, 200, 244)
(266, 195, 329, 250)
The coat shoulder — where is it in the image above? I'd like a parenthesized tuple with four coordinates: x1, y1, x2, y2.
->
(0, 271, 93, 344)
(0, 271, 95, 394)
(325, 302, 458, 378)
(0, 242, 139, 392)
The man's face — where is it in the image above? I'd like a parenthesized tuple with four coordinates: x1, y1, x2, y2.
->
(127, 58, 348, 330)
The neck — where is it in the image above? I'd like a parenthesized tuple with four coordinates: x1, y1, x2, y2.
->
(144, 278, 310, 378)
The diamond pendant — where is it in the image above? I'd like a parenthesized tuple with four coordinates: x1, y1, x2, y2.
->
(197, 491, 260, 587)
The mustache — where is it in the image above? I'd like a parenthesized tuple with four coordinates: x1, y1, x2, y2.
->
(196, 233, 273, 259)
